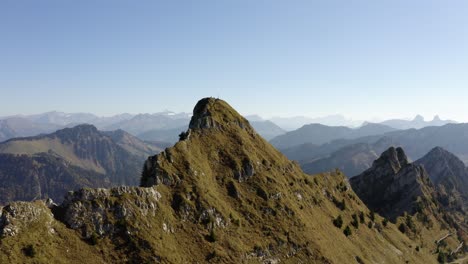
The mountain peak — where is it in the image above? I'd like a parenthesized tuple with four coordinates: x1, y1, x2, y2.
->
(416, 147, 468, 190)
(188, 97, 252, 132)
(419, 147, 466, 170)
(426, 146, 449, 156)
(372, 146, 408, 173)
(413, 115, 424, 122)
(433, 115, 441, 121)
(54, 124, 100, 139)
(351, 146, 435, 220)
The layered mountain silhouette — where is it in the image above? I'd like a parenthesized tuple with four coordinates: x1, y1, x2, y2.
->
(0, 125, 162, 204)
(102, 113, 190, 136)
(270, 123, 396, 149)
(249, 120, 286, 140)
(379, 115, 456, 130)
(0, 117, 62, 143)
(302, 143, 379, 177)
(283, 123, 468, 176)
(136, 126, 185, 144)
(1, 98, 453, 263)
(136, 119, 286, 144)
(270, 114, 362, 130)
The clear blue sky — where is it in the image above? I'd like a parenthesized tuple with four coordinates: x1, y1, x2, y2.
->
(1, 0, 467, 121)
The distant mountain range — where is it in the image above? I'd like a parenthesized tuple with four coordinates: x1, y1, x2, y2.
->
(0, 124, 163, 204)
(270, 123, 397, 149)
(0, 111, 191, 142)
(101, 113, 191, 135)
(270, 114, 363, 131)
(301, 143, 379, 177)
(0, 111, 287, 144)
(0, 117, 62, 142)
(281, 123, 468, 177)
(376, 115, 456, 130)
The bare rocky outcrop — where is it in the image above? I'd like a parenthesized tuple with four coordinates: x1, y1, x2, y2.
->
(0, 201, 54, 237)
(234, 158, 256, 182)
(416, 147, 467, 185)
(416, 147, 468, 207)
(57, 186, 162, 238)
(350, 147, 434, 220)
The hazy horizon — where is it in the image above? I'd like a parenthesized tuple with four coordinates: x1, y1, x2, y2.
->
(0, 107, 459, 125)
(2, 1, 468, 121)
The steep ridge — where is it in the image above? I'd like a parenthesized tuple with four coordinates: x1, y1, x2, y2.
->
(0, 98, 445, 263)
(351, 147, 465, 261)
(0, 125, 161, 204)
(415, 147, 468, 240)
(416, 147, 468, 207)
(350, 147, 437, 220)
(103, 129, 164, 159)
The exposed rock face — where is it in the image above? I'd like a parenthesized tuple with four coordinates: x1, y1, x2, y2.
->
(350, 147, 434, 220)
(416, 147, 468, 211)
(416, 147, 468, 195)
(141, 97, 258, 187)
(0, 201, 54, 237)
(57, 186, 162, 238)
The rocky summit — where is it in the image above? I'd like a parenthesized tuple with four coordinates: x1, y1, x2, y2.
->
(351, 146, 466, 261)
(416, 147, 468, 241)
(0, 98, 463, 263)
(416, 147, 468, 206)
(350, 147, 437, 221)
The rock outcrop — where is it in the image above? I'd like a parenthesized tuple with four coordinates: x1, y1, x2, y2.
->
(0, 201, 54, 237)
(415, 147, 468, 204)
(415, 147, 468, 238)
(56, 186, 162, 239)
(350, 147, 435, 220)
